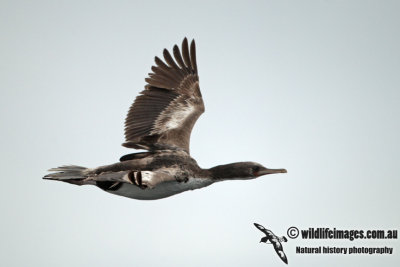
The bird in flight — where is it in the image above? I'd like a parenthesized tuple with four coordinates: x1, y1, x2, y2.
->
(44, 38, 287, 200)
(254, 223, 288, 264)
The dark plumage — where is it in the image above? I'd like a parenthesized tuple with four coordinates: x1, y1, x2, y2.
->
(43, 38, 287, 200)
(123, 38, 203, 152)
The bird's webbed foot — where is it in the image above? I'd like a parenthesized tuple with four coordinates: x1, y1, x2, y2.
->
(128, 171, 156, 189)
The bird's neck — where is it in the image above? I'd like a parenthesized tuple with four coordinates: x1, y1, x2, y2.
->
(207, 163, 246, 180)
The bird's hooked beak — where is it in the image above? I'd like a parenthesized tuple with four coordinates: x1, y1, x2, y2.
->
(257, 167, 287, 176)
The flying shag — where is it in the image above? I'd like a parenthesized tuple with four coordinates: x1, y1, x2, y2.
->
(44, 38, 287, 200)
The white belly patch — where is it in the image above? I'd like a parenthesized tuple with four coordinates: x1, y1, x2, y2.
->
(107, 177, 213, 200)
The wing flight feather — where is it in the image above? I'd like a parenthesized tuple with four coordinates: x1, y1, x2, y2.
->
(123, 38, 204, 153)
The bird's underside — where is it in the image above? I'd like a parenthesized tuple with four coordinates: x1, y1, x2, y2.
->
(43, 38, 287, 200)
(45, 150, 213, 200)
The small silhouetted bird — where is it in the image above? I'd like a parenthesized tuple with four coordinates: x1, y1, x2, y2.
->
(43, 38, 287, 200)
(254, 223, 288, 264)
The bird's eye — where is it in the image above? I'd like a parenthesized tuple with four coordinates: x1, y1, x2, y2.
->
(253, 166, 260, 172)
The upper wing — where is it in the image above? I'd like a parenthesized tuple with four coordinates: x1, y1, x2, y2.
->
(254, 223, 269, 234)
(123, 38, 204, 153)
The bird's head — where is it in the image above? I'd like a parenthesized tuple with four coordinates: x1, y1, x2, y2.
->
(209, 162, 287, 180)
(260, 236, 269, 243)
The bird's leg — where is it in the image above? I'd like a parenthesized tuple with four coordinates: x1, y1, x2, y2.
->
(127, 171, 146, 189)
(128, 170, 177, 189)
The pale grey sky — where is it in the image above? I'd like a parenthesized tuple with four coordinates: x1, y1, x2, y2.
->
(1, 1, 399, 266)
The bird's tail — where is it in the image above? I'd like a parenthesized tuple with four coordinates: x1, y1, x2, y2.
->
(43, 165, 91, 185)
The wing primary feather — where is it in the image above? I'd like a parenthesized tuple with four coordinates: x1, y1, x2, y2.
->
(163, 49, 180, 70)
(154, 56, 184, 80)
(190, 39, 197, 73)
(124, 38, 203, 153)
(151, 66, 180, 83)
(181, 38, 192, 72)
(144, 78, 169, 89)
(154, 56, 170, 72)
(173, 45, 189, 73)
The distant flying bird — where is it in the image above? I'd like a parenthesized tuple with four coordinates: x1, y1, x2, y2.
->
(44, 38, 287, 200)
(254, 223, 288, 264)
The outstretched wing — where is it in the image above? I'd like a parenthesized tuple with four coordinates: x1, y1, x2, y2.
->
(123, 38, 204, 153)
(254, 223, 271, 235)
(273, 242, 288, 264)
